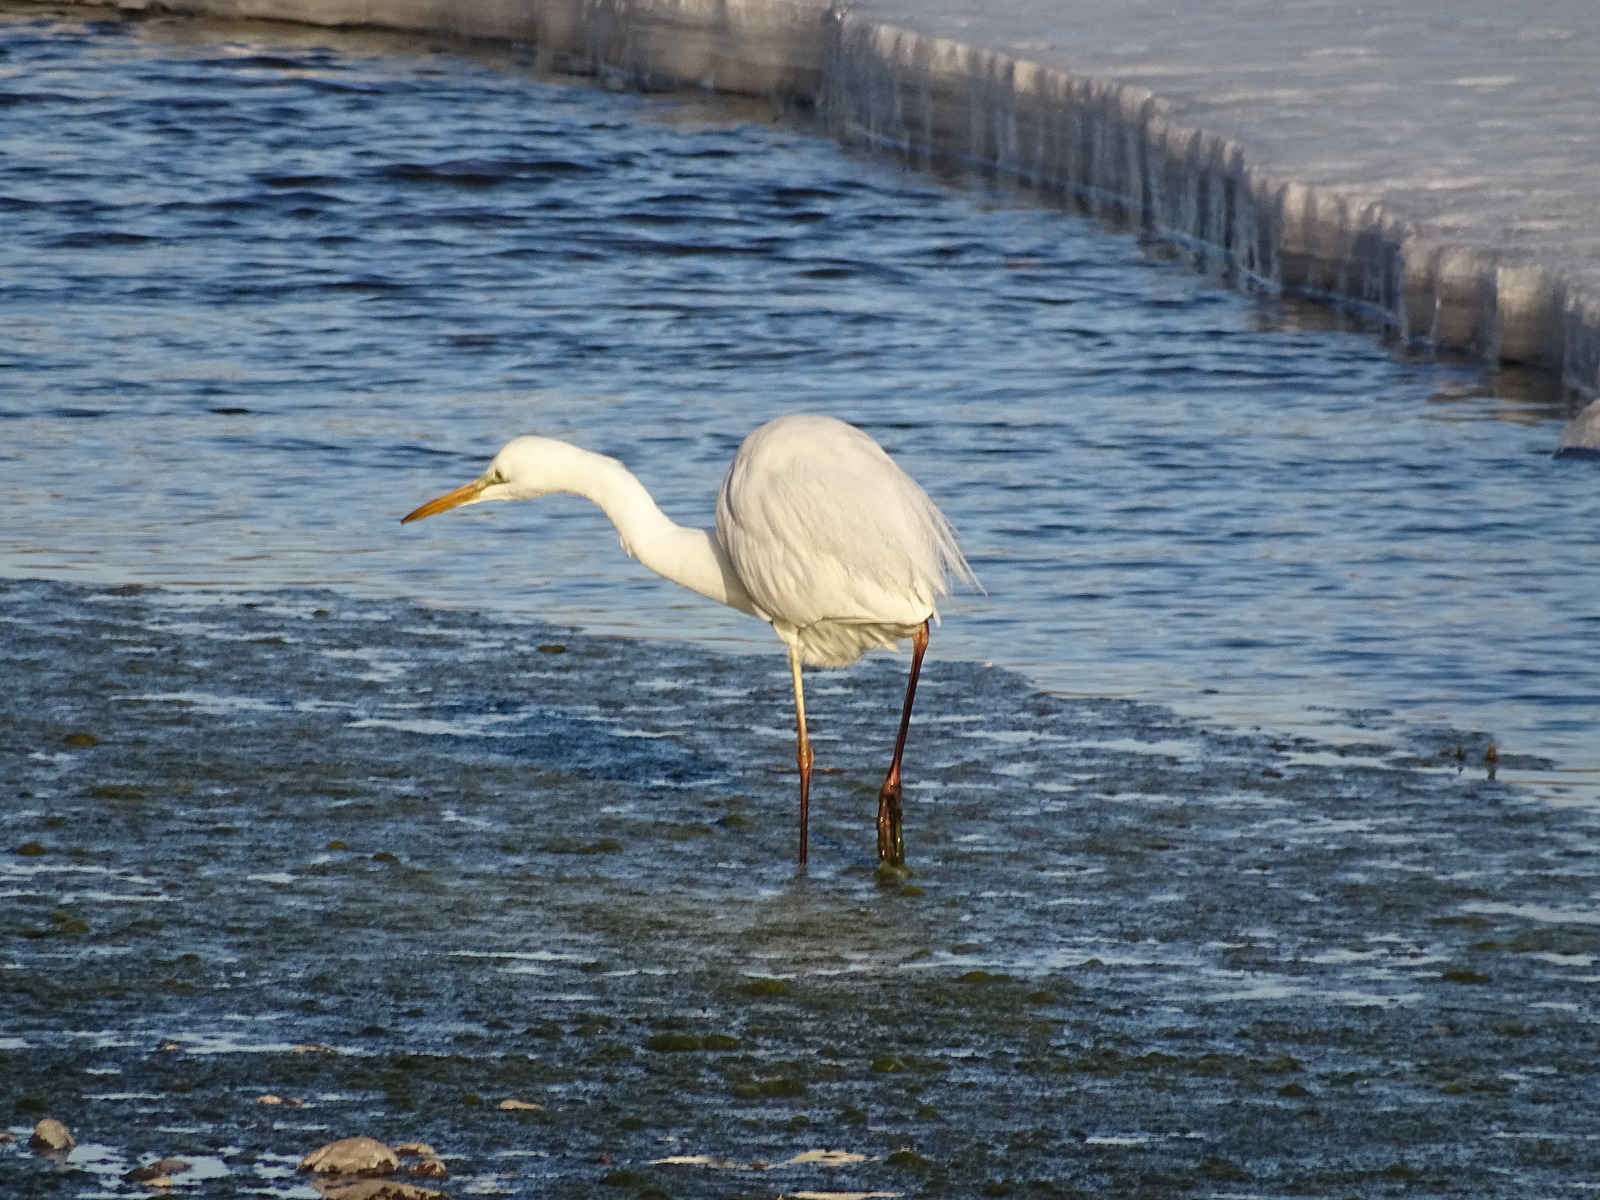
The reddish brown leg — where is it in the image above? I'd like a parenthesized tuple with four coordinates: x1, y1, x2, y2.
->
(877, 620, 929, 867)
(788, 645, 814, 872)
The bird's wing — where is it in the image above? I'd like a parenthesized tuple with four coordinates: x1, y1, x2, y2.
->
(715, 417, 970, 632)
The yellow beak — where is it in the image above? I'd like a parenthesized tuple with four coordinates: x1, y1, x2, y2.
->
(401, 479, 487, 525)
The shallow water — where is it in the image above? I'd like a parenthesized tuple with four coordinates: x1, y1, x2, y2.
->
(3, 578, 1598, 1197)
(2, 4, 1598, 797)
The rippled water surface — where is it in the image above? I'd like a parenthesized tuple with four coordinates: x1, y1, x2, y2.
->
(3, 3, 1598, 788)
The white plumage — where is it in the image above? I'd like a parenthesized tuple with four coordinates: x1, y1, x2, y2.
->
(401, 412, 975, 869)
(718, 415, 973, 667)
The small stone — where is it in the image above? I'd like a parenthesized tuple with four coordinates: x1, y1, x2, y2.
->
(290, 1043, 337, 1054)
(497, 1098, 542, 1110)
(64, 732, 100, 748)
(258, 1094, 306, 1107)
(298, 1137, 400, 1177)
(157, 1041, 183, 1052)
(408, 1158, 448, 1179)
(29, 1119, 75, 1152)
(392, 1143, 436, 1158)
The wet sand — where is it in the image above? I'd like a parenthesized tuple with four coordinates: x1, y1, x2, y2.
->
(3, 578, 1596, 1196)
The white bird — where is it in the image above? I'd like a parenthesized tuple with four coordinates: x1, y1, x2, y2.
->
(401, 414, 975, 870)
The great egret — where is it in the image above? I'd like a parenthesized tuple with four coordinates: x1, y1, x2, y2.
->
(401, 414, 975, 870)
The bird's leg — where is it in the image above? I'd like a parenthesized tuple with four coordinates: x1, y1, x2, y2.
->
(789, 644, 815, 873)
(877, 619, 929, 869)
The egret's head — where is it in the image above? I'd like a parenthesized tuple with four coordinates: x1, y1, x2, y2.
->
(401, 436, 572, 524)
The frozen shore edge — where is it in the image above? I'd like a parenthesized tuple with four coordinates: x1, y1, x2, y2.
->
(55, 0, 1600, 408)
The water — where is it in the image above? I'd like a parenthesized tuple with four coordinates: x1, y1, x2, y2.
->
(2, 6, 1598, 788)
(4, 579, 1597, 1197)
(5, 9, 1600, 1197)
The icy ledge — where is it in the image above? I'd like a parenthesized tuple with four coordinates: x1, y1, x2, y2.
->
(63, 0, 1600, 420)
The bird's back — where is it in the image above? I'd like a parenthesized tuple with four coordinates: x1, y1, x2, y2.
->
(716, 415, 972, 667)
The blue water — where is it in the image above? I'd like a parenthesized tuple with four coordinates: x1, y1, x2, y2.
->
(2, 4, 1597, 792)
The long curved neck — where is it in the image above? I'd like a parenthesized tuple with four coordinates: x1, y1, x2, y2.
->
(559, 450, 762, 619)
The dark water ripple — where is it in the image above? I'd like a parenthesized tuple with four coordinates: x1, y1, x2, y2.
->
(1, 3, 1598, 803)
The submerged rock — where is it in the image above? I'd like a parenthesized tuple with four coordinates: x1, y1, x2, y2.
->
(28, 1118, 75, 1153)
(311, 1182, 445, 1200)
(298, 1137, 400, 1177)
(1556, 398, 1600, 452)
(125, 1158, 191, 1183)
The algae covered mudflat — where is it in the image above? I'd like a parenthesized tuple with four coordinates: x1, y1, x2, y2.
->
(2, 578, 1596, 1197)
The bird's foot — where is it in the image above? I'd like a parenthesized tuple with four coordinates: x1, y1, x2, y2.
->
(874, 862, 912, 887)
(876, 779, 905, 868)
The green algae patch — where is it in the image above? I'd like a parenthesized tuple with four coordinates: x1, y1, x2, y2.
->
(757, 1076, 805, 1097)
(1196, 1156, 1251, 1183)
(739, 978, 789, 997)
(86, 784, 147, 802)
(540, 837, 623, 855)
